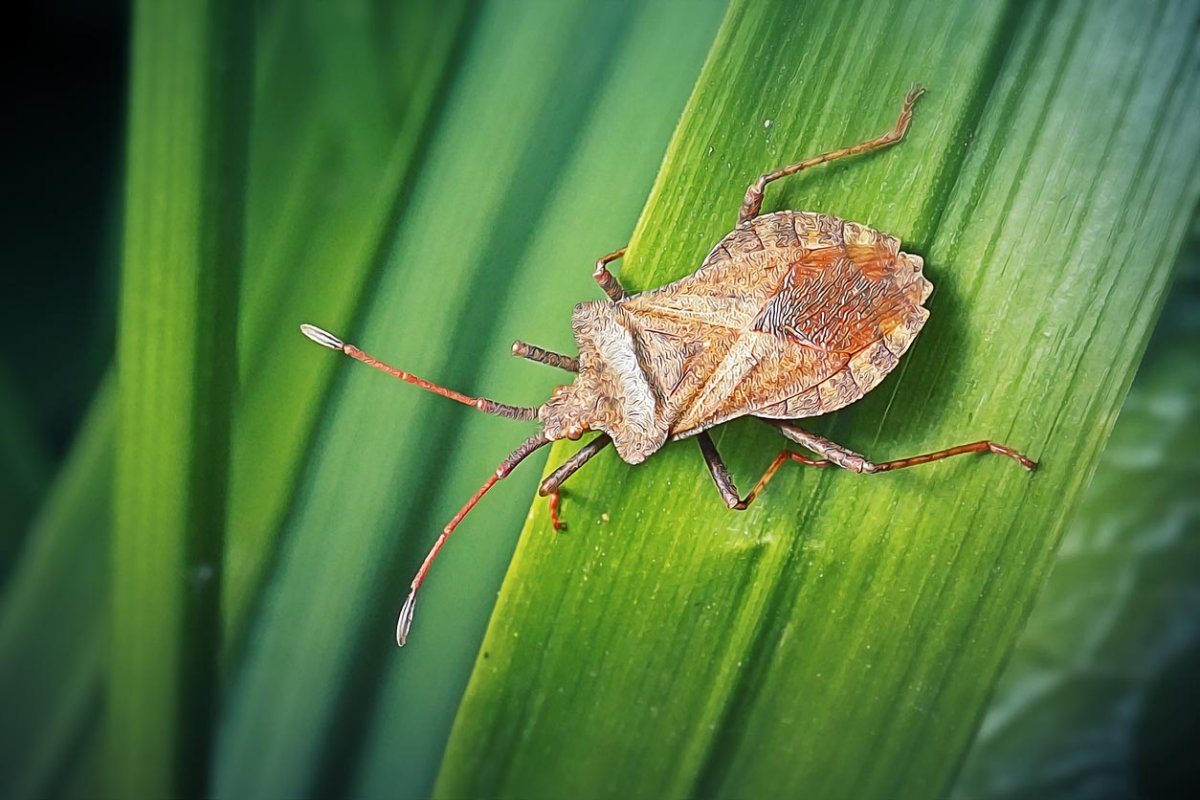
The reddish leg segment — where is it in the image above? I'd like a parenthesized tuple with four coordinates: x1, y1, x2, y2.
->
(698, 431, 831, 510)
(766, 420, 1037, 473)
(397, 433, 550, 646)
(538, 434, 612, 530)
(699, 420, 1036, 510)
(738, 86, 925, 224)
(301, 324, 538, 421)
(594, 247, 627, 302)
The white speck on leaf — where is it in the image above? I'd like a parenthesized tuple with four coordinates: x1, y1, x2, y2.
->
(191, 564, 215, 585)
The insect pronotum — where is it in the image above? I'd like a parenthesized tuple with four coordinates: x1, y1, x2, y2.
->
(301, 87, 1037, 646)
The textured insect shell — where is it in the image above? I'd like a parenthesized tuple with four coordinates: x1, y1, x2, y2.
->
(541, 211, 933, 465)
(540, 300, 666, 464)
(665, 212, 933, 432)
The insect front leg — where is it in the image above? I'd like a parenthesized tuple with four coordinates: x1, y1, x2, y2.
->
(764, 420, 1037, 474)
(511, 340, 579, 372)
(737, 86, 925, 224)
(538, 434, 612, 530)
(593, 247, 627, 301)
(697, 431, 831, 510)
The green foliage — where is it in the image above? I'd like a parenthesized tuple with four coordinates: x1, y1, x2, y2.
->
(0, 0, 722, 798)
(0, 380, 113, 800)
(214, 3, 725, 797)
(436, 0, 1200, 797)
(954, 232, 1200, 799)
(0, 364, 53, 579)
(110, 0, 251, 794)
(223, 0, 473, 644)
(0, 0, 1197, 798)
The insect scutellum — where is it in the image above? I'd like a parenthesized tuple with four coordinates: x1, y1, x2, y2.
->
(301, 85, 1037, 648)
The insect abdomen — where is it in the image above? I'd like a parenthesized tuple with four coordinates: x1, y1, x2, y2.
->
(751, 217, 932, 420)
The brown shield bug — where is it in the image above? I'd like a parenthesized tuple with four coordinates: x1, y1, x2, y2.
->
(301, 86, 1036, 646)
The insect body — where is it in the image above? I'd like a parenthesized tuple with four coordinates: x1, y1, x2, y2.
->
(301, 86, 1036, 646)
(542, 211, 931, 465)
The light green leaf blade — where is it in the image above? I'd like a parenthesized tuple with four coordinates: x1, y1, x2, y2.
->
(954, 229, 1200, 799)
(0, 2, 468, 797)
(108, 0, 251, 794)
(214, 2, 727, 797)
(436, 0, 1200, 797)
(351, 2, 726, 797)
(0, 378, 112, 800)
(223, 0, 472, 643)
(109, 0, 250, 794)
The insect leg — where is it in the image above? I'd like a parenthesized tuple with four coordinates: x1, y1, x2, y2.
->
(738, 86, 925, 224)
(765, 420, 1037, 474)
(594, 247, 627, 301)
(511, 340, 579, 372)
(698, 431, 831, 510)
(538, 434, 612, 530)
(398, 433, 550, 646)
(300, 324, 539, 421)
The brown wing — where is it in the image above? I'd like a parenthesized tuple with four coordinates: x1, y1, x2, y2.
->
(619, 212, 932, 438)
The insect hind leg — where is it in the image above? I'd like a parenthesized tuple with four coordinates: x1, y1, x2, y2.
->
(737, 86, 924, 224)
(699, 417, 1035, 515)
(764, 420, 1037, 474)
(698, 431, 831, 510)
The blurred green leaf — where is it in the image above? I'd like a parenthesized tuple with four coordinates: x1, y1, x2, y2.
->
(436, 0, 1200, 797)
(953, 227, 1200, 799)
(214, 2, 725, 797)
(0, 378, 112, 800)
(223, 0, 473, 646)
(350, 2, 727, 796)
(109, 0, 250, 794)
(0, 1, 472, 797)
(4, 0, 1197, 797)
(0, 363, 54, 579)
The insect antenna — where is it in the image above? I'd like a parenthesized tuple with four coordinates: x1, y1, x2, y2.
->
(300, 323, 539, 421)
(397, 433, 550, 646)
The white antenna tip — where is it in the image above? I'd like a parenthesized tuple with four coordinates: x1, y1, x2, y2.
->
(300, 323, 344, 350)
(396, 589, 418, 647)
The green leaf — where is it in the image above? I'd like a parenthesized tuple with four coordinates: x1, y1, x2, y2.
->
(0, 3, 471, 796)
(0, 378, 112, 800)
(953, 228, 1200, 799)
(222, 0, 473, 646)
(0, 362, 54, 579)
(5, 0, 1196, 797)
(436, 0, 1200, 797)
(213, 2, 725, 797)
(109, 0, 251, 794)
